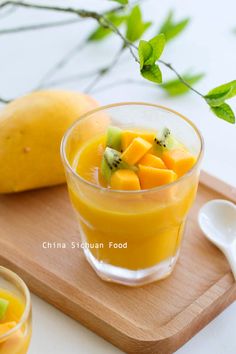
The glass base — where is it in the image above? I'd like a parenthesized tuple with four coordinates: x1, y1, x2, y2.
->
(83, 248, 180, 286)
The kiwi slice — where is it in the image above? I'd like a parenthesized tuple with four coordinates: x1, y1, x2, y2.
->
(0, 298, 9, 320)
(154, 127, 182, 154)
(101, 147, 136, 182)
(106, 126, 122, 151)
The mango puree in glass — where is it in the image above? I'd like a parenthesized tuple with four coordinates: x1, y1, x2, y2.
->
(0, 289, 31, 354)
(67, 134, 198, 270)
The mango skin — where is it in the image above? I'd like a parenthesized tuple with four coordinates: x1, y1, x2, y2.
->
(0, 90, 99, 193)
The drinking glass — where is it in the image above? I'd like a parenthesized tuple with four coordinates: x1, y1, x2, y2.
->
(0, 267, 32, 353)
(61, 103, 204, 286)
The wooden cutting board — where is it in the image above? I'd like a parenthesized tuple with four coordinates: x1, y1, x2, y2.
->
(0, 171, 235, 354)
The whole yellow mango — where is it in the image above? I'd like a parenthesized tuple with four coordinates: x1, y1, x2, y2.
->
(0, 90, 100, 193)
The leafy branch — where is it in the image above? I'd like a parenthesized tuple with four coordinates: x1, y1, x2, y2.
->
(0, 0, 235, 123)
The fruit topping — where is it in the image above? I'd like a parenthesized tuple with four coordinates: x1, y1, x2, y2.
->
(162, 149, 196, 177)
(139, 153, 166, 169)
(99, 126, 196, 190)
(121, 137, 152, 165)
(110, 169, 141, 190)
(101, 147, 136, 182)
(0, 298, 9, 321)
(138, 165, 177, 189)
(106, 126, 122, 151)
(121, 130, 156, 151)
(153, 127, 183, 155)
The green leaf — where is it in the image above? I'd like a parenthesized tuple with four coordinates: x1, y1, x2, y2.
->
(148, 33, 165, 62)
(161, 73, 205, 96)
(110, 0, 128, 4)
(138, 35, 165, 84)
(206, 81, 236, 123)
(144, 21, 152, 32)
(205, 88, 232, 107)
(138, 34, 165, 70)
(89, 14, 126, 41)
(126, 6, 141, 42)
(126, 5, 151, 42)
(159, 10, 190, 42)
(138, 40, 153, 69)
(211, 103, 235, 124)
(205, 80, 236, 105)
(141, 65, 162, 83)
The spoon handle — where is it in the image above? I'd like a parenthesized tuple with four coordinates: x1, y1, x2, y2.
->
(225, 248, 236, 281)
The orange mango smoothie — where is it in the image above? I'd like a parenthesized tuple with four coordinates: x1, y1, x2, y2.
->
(68, 129, 199, 271)
(0, 289, 31, 354)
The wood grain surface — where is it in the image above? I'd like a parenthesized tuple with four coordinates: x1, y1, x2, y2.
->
(0, 172, 235, 354)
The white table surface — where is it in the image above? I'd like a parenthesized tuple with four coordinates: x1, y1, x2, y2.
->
(1, 0, 236, 353)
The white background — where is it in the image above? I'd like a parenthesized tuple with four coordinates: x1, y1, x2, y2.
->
(0, 0, 236, 353)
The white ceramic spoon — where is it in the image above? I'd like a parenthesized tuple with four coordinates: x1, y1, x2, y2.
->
(198, 199, 236, 280)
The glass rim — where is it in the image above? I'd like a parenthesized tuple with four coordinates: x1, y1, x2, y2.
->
(61, 102, 204, 194)
(0, 266, 31, 341)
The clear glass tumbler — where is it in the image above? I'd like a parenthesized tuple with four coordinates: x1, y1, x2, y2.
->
(0, 267, 32, 353)
(61, 103, 204, 286)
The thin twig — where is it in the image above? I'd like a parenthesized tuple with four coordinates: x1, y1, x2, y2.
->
(85, 45, 125, 93)
(0, 0, 128, 35)
(97, 20, 205, 98)
(0, 1, 204, 102)
(43, 69, 105, 88)
(92, 78, 154, 93)
(33, 4, 128, 88)
(0, 18, 81, 35)
(0, 96, 11, 104)
(0, 2, 97, 17)
(0, 1, 138, 60)
(101, 16, 138, 62)
(0, 2, 122, 19)
(0, 4, 16, 19)
(35, 1, 143, 89)
(40, 54, 129, 88)
(36, 41, 87, 89)
(158, 60, 204, 97)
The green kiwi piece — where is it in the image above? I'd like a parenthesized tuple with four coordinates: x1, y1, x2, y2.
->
(106, 126, 122, 151)
(0, 298, 9, 320)
(154, 127, 182, 154)
(101, 147, 137, 182)
(101, 154, 112, 182)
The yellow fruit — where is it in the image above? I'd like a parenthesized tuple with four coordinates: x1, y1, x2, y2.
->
(0, 90, 100, 193)
(121, 137, 152, 165)
(110, 170, 140, 191)
(162, 149, 196, 177)
(121, 130, 156, 150)
(139, 153, 166, 169)
(138, 165, 177, 189)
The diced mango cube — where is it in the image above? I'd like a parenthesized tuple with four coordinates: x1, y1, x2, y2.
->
(0, 321, 16, 336)
(121, 137, 152, 165)
(110, 170, 140, 190)
(162, 149, 196, 177)
(139, 153, 166, 169)
(138, 165, 177, 189)
(121, 131, 156, 151)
